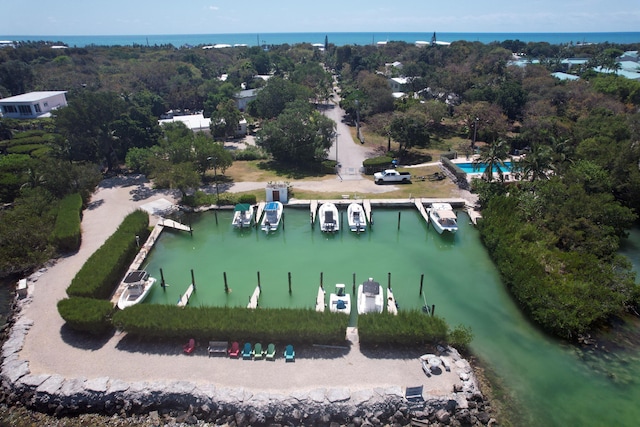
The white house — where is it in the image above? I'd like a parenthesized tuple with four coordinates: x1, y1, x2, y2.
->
(0, 91, 67, 119)
(234, 89, 259, 112)
(388, 77, 411, 93)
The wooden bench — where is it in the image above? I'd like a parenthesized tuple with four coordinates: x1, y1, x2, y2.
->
(207, 341, 228, 357)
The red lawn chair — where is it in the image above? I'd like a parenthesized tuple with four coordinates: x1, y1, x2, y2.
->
(183, 338, 196, 355)
(228, 341, 240, 358)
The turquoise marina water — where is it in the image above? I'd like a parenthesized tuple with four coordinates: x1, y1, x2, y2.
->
(141, 207, 640, 426)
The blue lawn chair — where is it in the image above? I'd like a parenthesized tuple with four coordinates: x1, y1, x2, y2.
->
(284, 344, 295, 362)
(242, 342, 252, 360)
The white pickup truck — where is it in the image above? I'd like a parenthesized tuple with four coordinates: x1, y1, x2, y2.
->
(374, 169, 411, 184)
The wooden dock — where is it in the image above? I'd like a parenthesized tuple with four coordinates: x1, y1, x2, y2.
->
(177, 283, 194, 307)
(466, 205, 483, 225)
(315, 285, 326, 312)
(247, 285, 261, 309)
(386, 287, 398, 315)
(254, 202, 266, 227)
(310, 200, 318, 226)
(363, 199, 372, 224)
(158, 217, 191, 232)
(413, 199, 430, 225)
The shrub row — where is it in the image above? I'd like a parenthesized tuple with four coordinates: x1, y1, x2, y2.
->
(441, 156, 467, 183)
(112, 305, 349, 344)
(57, 297, 114, 335)
(183, 191, 257, 207)
(362, 156, 393, 175)
(66, 210, 150, 299)
(358, 310, 449, 346)
(50, 193, 83, 253)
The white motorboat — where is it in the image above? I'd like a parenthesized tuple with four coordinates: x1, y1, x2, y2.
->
(260, 201, 283, 232)
(319, 202, 339, 232)
(347, 202, 367, 232)
(117, 270, 156, 310)
(428, 203, 458, 234)
(329, 283, 351, 314)
(357, 278, 384, 314)
(232, 203, 254, 228)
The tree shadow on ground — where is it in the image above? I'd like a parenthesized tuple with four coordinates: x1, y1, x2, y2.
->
(359, 343, 437, 361)
(60, 324, 115, 350)
(256, 161, 329, 180)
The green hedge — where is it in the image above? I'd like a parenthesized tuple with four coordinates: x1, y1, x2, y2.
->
(441, 156, 467, 183)
(112, 305, 349, 344)
(358, 310, 449, 346)
(238, 194, 257, 205)
(57, 297, 114, 335)
(50, 193, 83, 252)
(362, 156, 393, 175)
(66, 210, 150, 299)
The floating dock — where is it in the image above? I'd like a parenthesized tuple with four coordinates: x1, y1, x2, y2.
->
(254, 202, 266, 227)
(158, 217, 191, 232)
(386, 287, 398, 315)
(310, 200, 318, 225)
(177, 283, 195, 307)
(247, 285, 261, 309)
(413, 199, 430, 225)
(315, 285, 326, 312)
(363, 199, 372, 224)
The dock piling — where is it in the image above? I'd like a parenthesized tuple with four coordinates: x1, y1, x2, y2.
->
(214, 210, 218, 225)
(397, 211, 401, 230)
(352, 273, 356, 294)
(320, 272, 323, 288)
(160, 268, 166, 289)
(388, 272, 391, 289)
(224, 272, 229, 293)
(419, 274, 424, 295)
(257, 271, 261, 288)
(431, 304, 435, 317)
(191, 269, 196, 291)
(288, 272, 292, 294)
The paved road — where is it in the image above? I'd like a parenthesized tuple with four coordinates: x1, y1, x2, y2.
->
(322, 98, 373, 181)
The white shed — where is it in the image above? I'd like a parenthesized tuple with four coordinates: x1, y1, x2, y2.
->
(265, 182, 288, 204)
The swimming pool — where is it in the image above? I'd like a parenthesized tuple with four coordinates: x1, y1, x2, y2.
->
(455, 161, 513, 174)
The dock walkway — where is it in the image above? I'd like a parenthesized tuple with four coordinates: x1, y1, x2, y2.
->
(315, 286, 326, 312)
(254, 202, 266, 227)
(158, 217, 191, 232)
(310, 200, 318, 226)
(177, 283, 195, 307)
(247, 285, 261, 309)
(413, 198, 430, 225)
(386, 287, 398, 315)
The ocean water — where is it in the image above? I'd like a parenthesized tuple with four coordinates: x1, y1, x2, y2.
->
(2, 32, 640, 48)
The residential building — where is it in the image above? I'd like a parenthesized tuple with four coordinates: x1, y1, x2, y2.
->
(0, 91, 67, 119)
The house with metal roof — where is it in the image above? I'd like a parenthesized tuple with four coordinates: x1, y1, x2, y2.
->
(0, 91, 67, 119)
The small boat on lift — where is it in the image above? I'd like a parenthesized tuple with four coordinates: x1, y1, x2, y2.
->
(232, 203, 254, 228)
(347, 202, 367, 232)
(428, 203, 458, 234)
(117, 270, 156, 310)
(319, 202, 339, 232)
(329, 284, 351, 314)
(260, 201, 283, 233)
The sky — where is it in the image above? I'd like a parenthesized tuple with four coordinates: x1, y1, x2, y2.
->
(1, 0, 639, 35)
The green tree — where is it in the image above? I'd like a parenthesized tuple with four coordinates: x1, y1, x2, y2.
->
(256, 100, 335, 165)
(210, 99, 242, 138)
(389, 110, 431, 156)
(516, 143, 554, 182)
(247, 77, 312, 119)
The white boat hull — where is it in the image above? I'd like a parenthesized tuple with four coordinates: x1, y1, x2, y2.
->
(232, 205, 254, 228)
(329, 284, 351, 314)
(260, 202, 283, 232)
(117, 277, 156, 310)
(319, 202, 339, 232)
(347, 203, 367, 232)
(357, 280, 384, 314)
(429, 203, 458, 234)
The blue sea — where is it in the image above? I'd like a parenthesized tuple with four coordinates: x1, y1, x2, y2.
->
(2, 32, 640, 48)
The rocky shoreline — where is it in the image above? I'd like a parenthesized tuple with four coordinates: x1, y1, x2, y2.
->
(1, 270, 497, 426)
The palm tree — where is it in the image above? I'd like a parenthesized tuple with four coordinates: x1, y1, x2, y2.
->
(472, 139, 510, 182)
(518, 144, 554, 182)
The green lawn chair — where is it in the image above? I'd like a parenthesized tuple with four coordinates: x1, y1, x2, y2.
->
(252, 342, 264, 360)
(284, 344, 295, 362)
(265, 343, 276, 361)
